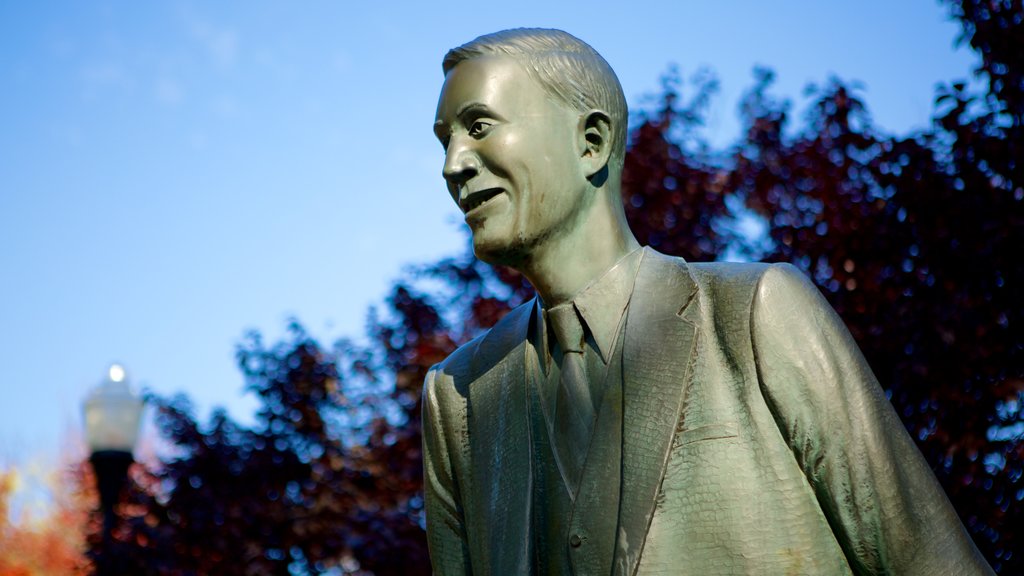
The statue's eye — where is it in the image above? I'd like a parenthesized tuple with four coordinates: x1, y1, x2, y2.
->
(468, 120, 492, 138)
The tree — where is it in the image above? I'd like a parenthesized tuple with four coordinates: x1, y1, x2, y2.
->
(0, 462, 93, 575)
(96, 0, 1021, 572)
(718, 1, 1022, 568)
(620, 2, 1022, 566)
(95, 319, 440, 575)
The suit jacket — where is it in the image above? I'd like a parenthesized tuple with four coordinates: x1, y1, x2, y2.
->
(422, 248, 993, 575)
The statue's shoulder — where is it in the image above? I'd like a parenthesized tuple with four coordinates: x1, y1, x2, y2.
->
(433, 297, 535, 384)
(639, 248, 772, 287)
(677, 259, 790, 320)
(684, 259, 818, 321)
(685, 260, 774, 288)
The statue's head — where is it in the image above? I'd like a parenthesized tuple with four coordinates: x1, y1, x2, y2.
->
(435, 29, 628, 267)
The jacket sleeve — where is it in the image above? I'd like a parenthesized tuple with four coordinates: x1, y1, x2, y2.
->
(750, 263, 994, 575)
(422, 366, 473, 576)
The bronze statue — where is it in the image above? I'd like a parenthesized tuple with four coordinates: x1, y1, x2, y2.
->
(423, 28, 994, 575)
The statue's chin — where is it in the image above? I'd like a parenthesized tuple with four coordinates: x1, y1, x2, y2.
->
(471, 241, 511, 266)
(471, 235, 530, 270)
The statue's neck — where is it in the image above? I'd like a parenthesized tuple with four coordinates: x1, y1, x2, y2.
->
(521, 200, 639, 306)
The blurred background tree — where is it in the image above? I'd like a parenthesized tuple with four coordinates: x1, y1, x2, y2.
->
(0, 463, 93, 575)
(87, 0, 1021, 573)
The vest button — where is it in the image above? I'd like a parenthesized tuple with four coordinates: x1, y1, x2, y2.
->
(569, 534, 582, 548)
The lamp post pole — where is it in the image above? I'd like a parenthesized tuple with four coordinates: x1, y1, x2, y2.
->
(83, 364, 144, 576)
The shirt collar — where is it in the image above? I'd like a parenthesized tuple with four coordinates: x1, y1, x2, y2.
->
(536, 247, 643, 364)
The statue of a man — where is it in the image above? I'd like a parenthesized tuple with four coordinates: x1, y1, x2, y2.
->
(423, 28, 994, 575)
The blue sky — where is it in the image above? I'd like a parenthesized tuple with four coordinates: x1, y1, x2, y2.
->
(0, 0, 977, 466)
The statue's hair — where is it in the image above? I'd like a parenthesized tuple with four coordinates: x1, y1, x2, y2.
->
(443, 28, 628, 171)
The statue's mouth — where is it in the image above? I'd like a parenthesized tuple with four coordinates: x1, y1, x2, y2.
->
(461, 188, 503, 215)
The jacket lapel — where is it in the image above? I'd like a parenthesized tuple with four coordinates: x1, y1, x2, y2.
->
(615, 248, 699, 576)
(467, 298, 536, 575)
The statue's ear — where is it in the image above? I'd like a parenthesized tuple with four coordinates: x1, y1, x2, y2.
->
(579, 109, 613, 179)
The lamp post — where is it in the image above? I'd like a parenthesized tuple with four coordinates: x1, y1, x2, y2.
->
(83, 363, 144, 576)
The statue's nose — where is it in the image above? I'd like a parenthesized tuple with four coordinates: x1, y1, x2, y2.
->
(442, 140, 481, 187)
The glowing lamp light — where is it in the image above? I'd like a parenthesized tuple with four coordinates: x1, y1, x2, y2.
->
(108, 364, 126, 383)
(83, 363, 144, 454)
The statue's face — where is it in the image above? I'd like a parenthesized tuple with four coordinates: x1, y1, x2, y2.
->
(435, 55, 587, 266)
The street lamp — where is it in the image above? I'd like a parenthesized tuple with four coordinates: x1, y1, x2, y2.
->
(83, 363, 144, 575)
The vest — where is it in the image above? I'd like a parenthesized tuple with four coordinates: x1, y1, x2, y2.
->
(528, 318, 627, 575)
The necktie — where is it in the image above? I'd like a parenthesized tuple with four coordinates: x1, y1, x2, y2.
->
(546, 303, 595, 491)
